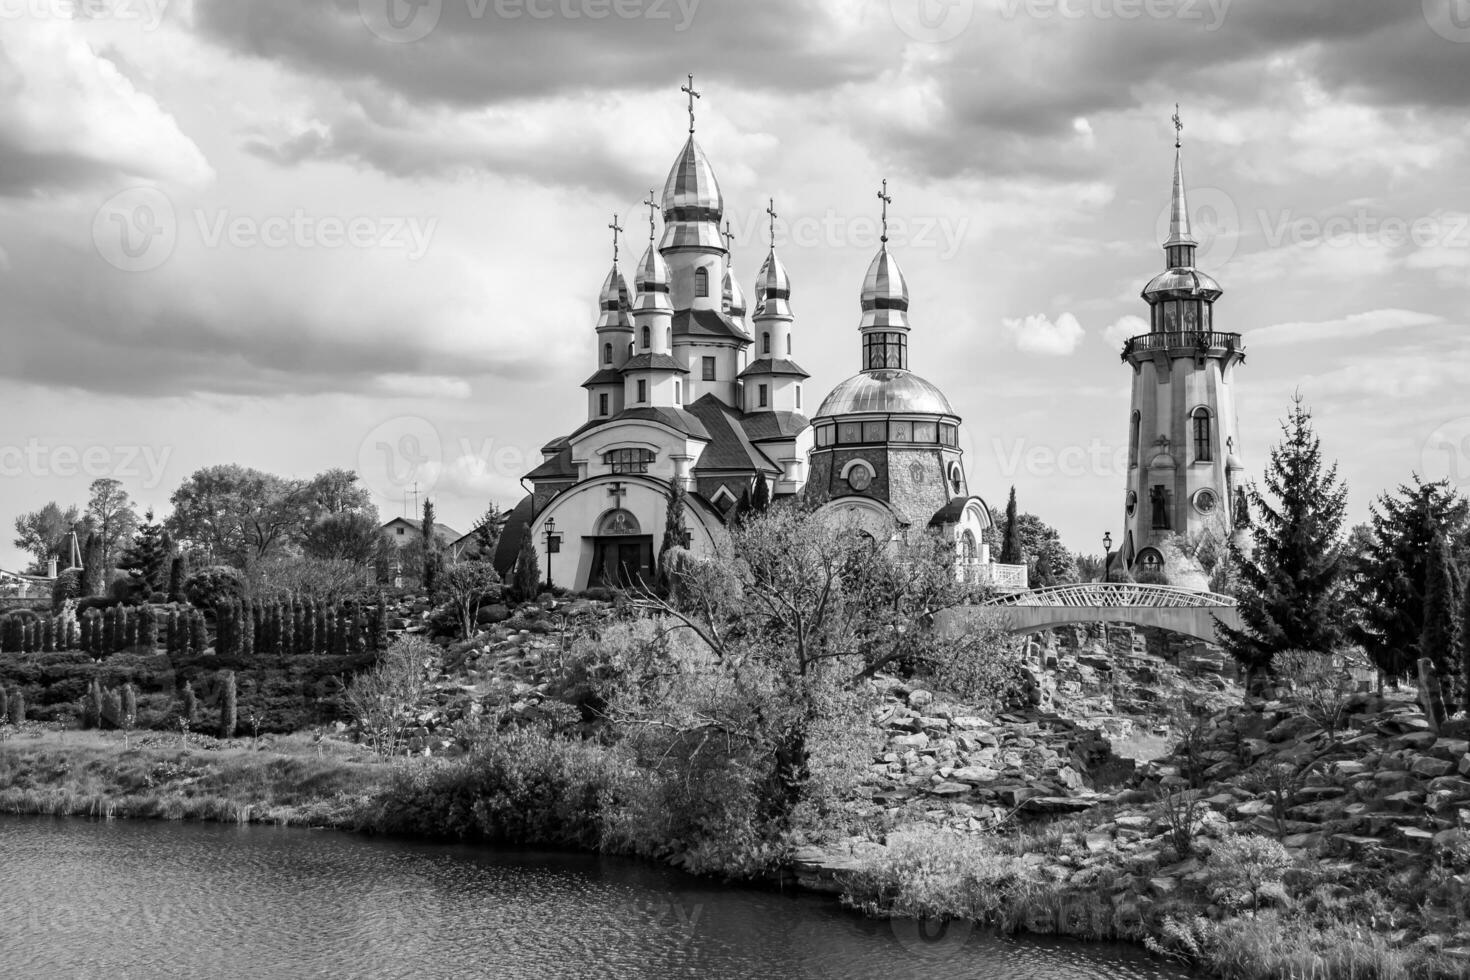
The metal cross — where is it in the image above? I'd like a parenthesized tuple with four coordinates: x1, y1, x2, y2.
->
(609, 213, 623, 264)
(1172, 103, 1183, 149)
(766, 198, 778, 246)
(877, 178, 892, 243)
(722, 221, 735, 252)
(681, 73, 700, 134)
(643, 190, 657, 242)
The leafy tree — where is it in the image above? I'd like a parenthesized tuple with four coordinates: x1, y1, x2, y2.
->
(438, 562, 501, 639)
(302, 511, 382, 564)
(751, 472, 771, 513)
(998, 486, 1021, 565)
(166, 465, 311, 566)
(1422, 534, 1463, 707)
(1348, 477, 1469, 681)
(84, 478, 138, 574)
(12, 502, 83, 573)
(302, 469, 375, 523)
(512, 530, 540, 599)
(1218, 394, 1349, 686)
(117, 510, 174, 595)
(987, 508, 1078, 584)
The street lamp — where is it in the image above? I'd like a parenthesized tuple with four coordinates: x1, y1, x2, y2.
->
(1101, 531, 1114, 650)
(544, 518, 560, 590)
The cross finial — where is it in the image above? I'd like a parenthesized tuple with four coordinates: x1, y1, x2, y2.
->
(766, 198, 778, 247)
(722, 220, 735, 252)
(643, 189, 657, 242)
(877, 178, 893, 244)
(681, 73, 700, 134)
(608, 213, 623, 264)
(1172, 103, 1183, 149)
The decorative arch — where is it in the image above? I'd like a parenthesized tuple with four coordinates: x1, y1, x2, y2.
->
(595, 509, 642, 536)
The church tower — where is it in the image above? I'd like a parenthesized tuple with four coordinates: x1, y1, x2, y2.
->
(625, 199, 688, 410)
(740, 199, 810, 418)
(1119, 110, 1246, 575)
(583, 214, 634, 423)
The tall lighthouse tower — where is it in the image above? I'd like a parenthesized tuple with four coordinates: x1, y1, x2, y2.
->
(1119, 110, 1246, 575)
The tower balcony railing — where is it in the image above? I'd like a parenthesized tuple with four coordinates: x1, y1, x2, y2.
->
(962, 561, 1029, 593)
(1122, 331, 1245, 362)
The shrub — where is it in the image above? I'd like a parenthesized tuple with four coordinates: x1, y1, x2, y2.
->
(51, 569, 82, 613)
(8, 689, 25, 724)
(844, 831, 1031, 922)
(921, 609, 1028, 712)
(219, 671, 237, 738)
(181, 681, 198, 727)
(1208, 834, 1293, 914)
(183, 566, 245, 611)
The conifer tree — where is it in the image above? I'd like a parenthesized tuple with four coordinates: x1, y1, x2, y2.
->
(1422, 534, 1463, 706)
(1461, 578, 1470, 712)
(81, 532, 105, 598)
(731, 487, 752, 526)
(181, 681, 198, 728)
(473, 502, 504, 559)
(219, 671, 237, 738)
(9, 689, 25, 725)
(513, 531, 540, 599)
(117, 510, 173, 595)
(660, 477, 688, 558)
(421, 499, 441, 594)
(168, 554, 189, 603)
(751, 472, 771, 513)
(999, 486, 1022, 565)
(1217, 394, 1349, 687)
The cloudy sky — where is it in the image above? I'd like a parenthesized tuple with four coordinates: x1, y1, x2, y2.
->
(1, 0, 1468, 567)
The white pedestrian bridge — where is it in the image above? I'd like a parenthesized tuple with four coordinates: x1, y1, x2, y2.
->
(938, 583, 1242, 645)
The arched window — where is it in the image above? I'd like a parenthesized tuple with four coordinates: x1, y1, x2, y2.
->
(960, 530, 978, 563)
(627, 341, 634, 360)
(1192, 408, 1212, 462)
(762, 332, 771, 355)
(694, 268, 709, 297)
(666, 328, 671, 348)
(641, 326, 650, 349)
(1129, 411, 1141, 468)
(786, 335, 791, 355)
(758, 384, 768, 408)
(795, 385, 802, 410)
(674, 381, 682, 404)
(603, 342, 612, 365)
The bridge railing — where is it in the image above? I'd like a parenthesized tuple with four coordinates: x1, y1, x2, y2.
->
(962, 562, 1028, 593)
(986, 582, 1238, 608)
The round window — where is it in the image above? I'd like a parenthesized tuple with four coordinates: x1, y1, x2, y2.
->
(1193, 488, 1218, 514)
(847, 466, 872, 492)
(1125, 490, 1138, 517)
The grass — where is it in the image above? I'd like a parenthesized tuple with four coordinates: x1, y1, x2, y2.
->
(0, 728, 392, 828)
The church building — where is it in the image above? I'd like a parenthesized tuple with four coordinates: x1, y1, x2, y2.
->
(506, 81, 1017, 592)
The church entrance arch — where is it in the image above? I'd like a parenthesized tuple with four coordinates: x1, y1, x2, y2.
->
(590, 509, 654, 588)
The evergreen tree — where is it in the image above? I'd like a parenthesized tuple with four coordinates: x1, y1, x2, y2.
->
(1348, 477, 1469, 681)
(1422, 534, 1463, 707)
(81, 532, 105, 598)
(421, 499, 441, 594)
(1461, 576, 1470, 713)
(999, 486, 1022, 565)
(167, 554, 189, 603)
(117, 510, 174, 595)
(513, 530, 540, 599)
(472, 502, 504, 559)
(660, 477, 688, 557)
(181, 681, 198, 728)
(1217, 394, 1349, 686)
(219, 671, 237, 738)
(731, 487, 753, 526)
(9, 689, 24, 725)
(751, 472, 771, 513)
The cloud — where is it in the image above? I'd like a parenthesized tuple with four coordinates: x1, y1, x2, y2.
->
(1103, 315, 1148, 349)
(1250, 309, 1444, 347)
(1003, 312, 1085, 356)
(0, 21, 211, 195)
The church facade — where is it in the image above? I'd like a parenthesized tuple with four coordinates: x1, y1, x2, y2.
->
(510, 88, 1013, 592)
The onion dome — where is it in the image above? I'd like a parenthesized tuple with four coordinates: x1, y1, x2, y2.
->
(660, 137, 725, 251)
(632, 244, 673, 314)
(723, 263, 747, 319)
(597, 266, 633, 329)
(754, 249, 792, 320)
(860, 245, 910, 331)
(814, 370, 954, 418)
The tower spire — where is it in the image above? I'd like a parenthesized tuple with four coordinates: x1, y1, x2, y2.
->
(1164, 105, 1195, 251)
(877, 178, 892, 244)
(681, 73, 700, 134)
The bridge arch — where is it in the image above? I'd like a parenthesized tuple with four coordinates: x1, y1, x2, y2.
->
(937, 583, 1242, 645)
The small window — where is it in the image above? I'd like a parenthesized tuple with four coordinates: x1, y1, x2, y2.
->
(641, 326, 650, 349)
(795, 385, 802, 410)
(762, 332, 771, 355)
(598, 393, 609, 416)
(786, 335, 791, 355)
(603, 342, 612, 365)
(1193, 408, 1212, 462)
(1129, 411, 1141, 468)
(666, 328, 671, 348)
(694, 268, 709, 297)
(1150, 486, 1171, 530)
(702, 356, 716, 381)
(627, 341, 634, 359)
(675, 381, 682, 404)
(637, 379, 647, 403)
(604, 448, 656, 475)
(396, 527, 404, 536)
(758, 384, 768, 408)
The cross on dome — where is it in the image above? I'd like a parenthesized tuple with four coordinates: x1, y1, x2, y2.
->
(877, 178, 892, 244)
(681, 73, 700, 134)
(608, 213, 623, 264)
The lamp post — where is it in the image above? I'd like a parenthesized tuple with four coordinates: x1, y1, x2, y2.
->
(1101, 531, 1113, 651)
(544, 518, 559, 590)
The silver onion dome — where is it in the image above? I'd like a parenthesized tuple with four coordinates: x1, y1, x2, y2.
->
(597, 266, 633, 329)
(860, 245, 910, 331)
(632, 244, 673, 314)
(660, 136, 725, 251)
(754, 249, 792, 320)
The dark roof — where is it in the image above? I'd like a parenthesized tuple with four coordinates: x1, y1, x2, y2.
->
(581, 368, 623, 387)
(492, 495, 536, 578)
(928, 497, 971, 527)
(673, 307, 751, 342)
(738, 357, 810, 379)
(740, 411, 810, 442)
(687, 395, 780, 473)
(381, 517, 461, 541)
(524, 448, 578, 481)
(540, 435, 570, 454)
(612, 406, 710, 439)
(623, 353, 689, 373)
